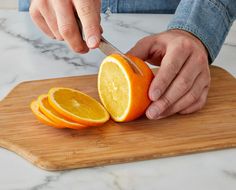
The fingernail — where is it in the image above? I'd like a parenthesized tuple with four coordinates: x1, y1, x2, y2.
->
(151, 89, 161, 101)
(87, 35, 98, 48)
(147, 106, 160, 119)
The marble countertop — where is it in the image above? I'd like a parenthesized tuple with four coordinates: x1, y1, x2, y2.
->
(0, 10, 236, 190)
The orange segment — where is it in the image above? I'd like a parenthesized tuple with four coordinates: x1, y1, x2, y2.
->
(30, 100, 61, 128)
(38, 94, 87, 129)
(98, 53, 154, 122)
(48, 88, 110, 126)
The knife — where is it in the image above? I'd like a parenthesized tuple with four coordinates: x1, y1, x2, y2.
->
(76, 18, 142, 75)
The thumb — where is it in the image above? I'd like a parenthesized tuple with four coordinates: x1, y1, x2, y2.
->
(127, 37, 154, 61)
(74, 0, 101, 49)
(127, 36, 164, 66)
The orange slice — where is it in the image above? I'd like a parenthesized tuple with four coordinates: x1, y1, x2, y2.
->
(30, 100, 61, 128)
(98, 53, 154, 122)
(38, 94, 87, 129)
(48, 88, 110, 126)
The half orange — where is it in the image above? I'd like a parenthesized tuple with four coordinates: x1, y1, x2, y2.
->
(98, 54, 154, 122)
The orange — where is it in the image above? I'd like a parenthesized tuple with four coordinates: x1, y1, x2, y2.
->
(30, 100, 61, 128)
(48, 88, 110, 126)
(38, 94, 87, 129)
(98, 53, 154, 122)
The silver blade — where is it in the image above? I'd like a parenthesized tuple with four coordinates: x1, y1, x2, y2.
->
(76, 18, 142, 74)
(99, 36, 142, 75)
(99, 37, 123, 55)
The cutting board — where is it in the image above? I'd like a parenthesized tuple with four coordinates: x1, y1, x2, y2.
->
(0, 66, 235, 171)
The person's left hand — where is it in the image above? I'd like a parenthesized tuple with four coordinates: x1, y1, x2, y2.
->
(128, 29, 211, 119)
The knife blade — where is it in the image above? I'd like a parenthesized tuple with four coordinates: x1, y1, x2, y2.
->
(76, 18, 142, 75)
(99, 36, 142, 74)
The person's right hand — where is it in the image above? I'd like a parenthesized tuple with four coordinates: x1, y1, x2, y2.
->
(30, 0, 102, 53)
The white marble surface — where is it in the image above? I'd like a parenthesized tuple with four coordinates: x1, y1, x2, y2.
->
(0, 1, 17, 9)
(0, 10, 236, 190)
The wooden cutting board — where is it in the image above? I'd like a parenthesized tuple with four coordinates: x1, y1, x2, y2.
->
(0, 66, 235, 171)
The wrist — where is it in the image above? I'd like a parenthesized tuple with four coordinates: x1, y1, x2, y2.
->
(167, 29, 209, 62)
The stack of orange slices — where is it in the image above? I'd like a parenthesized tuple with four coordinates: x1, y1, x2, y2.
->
(31, 88, 110, 129)
(31, 54, 154, 129)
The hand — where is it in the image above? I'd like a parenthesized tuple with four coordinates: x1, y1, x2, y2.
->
(128, 30, 211, 119)
(30, 0, 102, 53)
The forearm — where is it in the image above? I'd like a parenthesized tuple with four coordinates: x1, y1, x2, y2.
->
(168, 0, 236, 63)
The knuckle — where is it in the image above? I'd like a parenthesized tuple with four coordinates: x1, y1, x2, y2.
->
(136, 38, 145, 46)
(136, 37, 150, 48)
(29, 7, 40, 19)
(168, 62, 179, 75)
(83, 24, 99, 34)
(196, 53, 208, 65)
(176, 37, 192, 51)
(160, 96, 172, 110)
(189, 91, 199, 103)
(176, 77, 191, 93)
(45, 14, 57, 23)
(80, 4, 92, 17)
(144, 35, 153, 42)
(59, 24, 74, 37)
(181, 38, 193, 50)
(158, 77, 169, 89)
(38, 0, 46, 7)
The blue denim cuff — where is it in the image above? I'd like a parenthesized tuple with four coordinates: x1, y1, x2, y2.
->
(101, 0, 179, 14)
(19, 0, 30, 12)
(167, 0, 234, 63)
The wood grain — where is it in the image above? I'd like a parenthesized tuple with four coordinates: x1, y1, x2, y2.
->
(0, 66, 235, 171)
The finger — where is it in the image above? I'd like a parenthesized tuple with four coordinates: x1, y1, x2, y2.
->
(100, 25, 103, 34)
(95, 0, 103, 34)
(29, 7, 54, 38)
(74, 0, 101, 49)
(147, 54, 204, 118)
(54, 0, 89, 53)
(155, 72, 210, 119)
(94, 0, 101, 16)
(179, 87, 209, 114)
(149, 42, 191, 102)
(39, 1, 63, 40)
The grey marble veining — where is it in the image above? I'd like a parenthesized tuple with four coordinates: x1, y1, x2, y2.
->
(27, 171, 66, 190)
(224, 42, 236, 47)
(223, 170, 236, 180)
(0, 17, 98, 69)
(0, 10, 236, 190)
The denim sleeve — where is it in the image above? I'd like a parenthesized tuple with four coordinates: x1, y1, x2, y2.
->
(167, 0, 236, 62)
(102, 0, 180, 14)
(19, 0, 30, 12)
